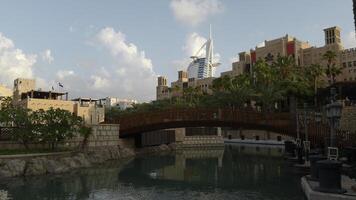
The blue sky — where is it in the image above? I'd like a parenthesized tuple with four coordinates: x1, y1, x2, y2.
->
(0, 0, 354, 101)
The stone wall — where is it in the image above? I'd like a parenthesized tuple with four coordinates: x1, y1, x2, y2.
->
(0, 124, 122, 150)
(0, 143, 177, 178)
(222, 129, 293, 141)
(180, 136, 224, 148)
(86, 124, 120, 148)
(340, 106, 356, 132)
(0, 146, 135, 178)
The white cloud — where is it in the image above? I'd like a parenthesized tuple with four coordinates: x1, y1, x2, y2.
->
(56, 70, 74, 79)
(90, 75, 110, 89)
(0, 33, 36, 86)
(170, 0, 224, 26)
(41, 49, 54, 64)
(183, 32, 207, 57)
(96, 27, 156, 100)
(69, 26, 75, 33)
(54, 69, 91, 97)
(54, 27, 157, 101)
(343, 31, 356, 49)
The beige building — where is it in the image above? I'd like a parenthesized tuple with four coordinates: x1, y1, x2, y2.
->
(157, 26, 356, 101)
(156, 70, 215, 100)
(13, 78, 104, 125)
(229, 26, 354, 85)
(0, 84, 12, 97)
(73, 98, 105, 125)
(99, 97, 137, 110)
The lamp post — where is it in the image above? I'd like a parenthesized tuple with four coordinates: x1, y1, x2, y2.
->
(326, 102, 343, 147)
(326, 87, 343, 147)
(303, 103, 312, 161)
(303, 103, 310, 142)
(296, 111, 300, 140)
(315, 112, 322, 123)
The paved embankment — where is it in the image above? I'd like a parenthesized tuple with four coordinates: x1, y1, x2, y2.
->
(301, 176, 356, 200)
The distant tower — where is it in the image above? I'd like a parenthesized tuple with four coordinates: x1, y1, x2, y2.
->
(13, 78, 35, 103)
(178, 70, 188, 82)
(157, 76, 167, 87)
(323, 26, 341, 45)
(156, 76, 169, 100)
(187, 25, 220, 79)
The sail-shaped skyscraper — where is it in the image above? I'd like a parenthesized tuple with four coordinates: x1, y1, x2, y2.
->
(187, 26, 220, 79)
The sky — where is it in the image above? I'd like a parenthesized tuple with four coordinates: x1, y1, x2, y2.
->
(0, 0, 355, 102)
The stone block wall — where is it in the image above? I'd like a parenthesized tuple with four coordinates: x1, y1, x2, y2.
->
(222, 129, 293, 141)
(0, 124, 123, 150)
(180, 135, 224, 148)
(340, 106, 356, 132)
(86, 124, 120, 148)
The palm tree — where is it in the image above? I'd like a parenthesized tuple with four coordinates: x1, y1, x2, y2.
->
(305, 64, 324, 106)
(326, 65, 342, 84)
(183, 86, 202, 107)
(272, 55, 300, 112)
(322, 50, 341, 84)
(228, 74, 254, 109)
(273, 55, 296, 80)
(212, 75, 232, 92)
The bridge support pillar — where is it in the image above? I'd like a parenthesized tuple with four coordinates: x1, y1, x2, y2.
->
(217, 127, 222, 136)
(218, 156, 223, 168)
(175, 128, 186, 143)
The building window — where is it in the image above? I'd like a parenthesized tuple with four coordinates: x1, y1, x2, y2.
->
(343, 62, 347, 68)
(349, 62, 352, 67)
(354, 61, 356, 66)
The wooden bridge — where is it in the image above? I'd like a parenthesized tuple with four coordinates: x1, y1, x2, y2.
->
(109, 108, 296, 138)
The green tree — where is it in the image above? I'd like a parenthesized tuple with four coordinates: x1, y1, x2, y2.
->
(323, 50, 342, 84)
(0, 106, 37, 149)
(272, 55, 312, 111)
(0, 96, 13, 109)
(253, 59, 285, 111)
(183, 86, 202, 107)
(304, 64, 324, 106)
(40, 108, 82, 150)
(79, 125, 92, 150)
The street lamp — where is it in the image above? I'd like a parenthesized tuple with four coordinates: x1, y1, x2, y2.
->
(303, 103, 312, 161)
(315, 112, 322, 123)
(303, 103, 311, 142)
(326, 101, 343, 147)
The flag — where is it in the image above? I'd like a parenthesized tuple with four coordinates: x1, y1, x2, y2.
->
(51, 86, 54, 91)
(58, 82, 64, 88)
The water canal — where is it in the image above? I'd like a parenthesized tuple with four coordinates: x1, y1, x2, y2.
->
(0, 144, 306, 200)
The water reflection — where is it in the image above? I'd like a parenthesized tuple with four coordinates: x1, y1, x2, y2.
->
(0, 145, 305, 200)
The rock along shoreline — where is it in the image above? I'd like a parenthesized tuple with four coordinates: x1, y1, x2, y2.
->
(0, 143, 176, 178)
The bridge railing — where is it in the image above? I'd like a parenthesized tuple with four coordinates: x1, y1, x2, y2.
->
(115, 108, 294, 136)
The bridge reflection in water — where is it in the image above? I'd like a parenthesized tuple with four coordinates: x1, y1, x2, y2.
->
(118, 145, 304, 199)
(1, 145, 305, 200)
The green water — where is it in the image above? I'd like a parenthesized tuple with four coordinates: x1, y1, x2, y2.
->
(0, 144, 306, 200)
